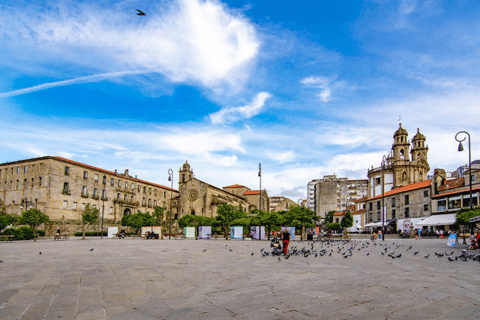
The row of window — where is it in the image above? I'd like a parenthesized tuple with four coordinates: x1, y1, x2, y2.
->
(0, 163, 44, 176)
(437, 195, 478, 211)
(62, 201, 113, 213)
(368, 191, 430, 211)
(62, 183, 166, 207)
(65, 167, 167, 196)
(369, 205, 429, 221)
(2, 177, 43, 190)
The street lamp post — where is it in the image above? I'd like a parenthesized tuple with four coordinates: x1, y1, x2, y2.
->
(381, 155, 387, 242)
(456, 131, 472, 245)
(101, 175, 106, 239)
(258, 163, 262, 241)
(455, 131, 473, 209)
(168, 169, 173, 240)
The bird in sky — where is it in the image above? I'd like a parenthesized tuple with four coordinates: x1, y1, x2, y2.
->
(90, 248, 94, 251)
(136, 9, 146, 16)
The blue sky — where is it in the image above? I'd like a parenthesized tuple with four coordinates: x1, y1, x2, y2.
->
(1, 0, 479, 200)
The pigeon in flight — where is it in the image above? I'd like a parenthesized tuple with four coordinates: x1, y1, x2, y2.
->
(90, 248, 94, 251)
(136, 9, 146, 16)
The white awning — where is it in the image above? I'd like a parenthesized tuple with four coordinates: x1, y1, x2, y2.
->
(416, 214, 456, 226)
(470, 216, 480, 223)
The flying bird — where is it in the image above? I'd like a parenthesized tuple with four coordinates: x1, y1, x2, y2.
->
(90, 248, 94, 251)
(136, 9, 146, 16)
(39, 252, 42, 255)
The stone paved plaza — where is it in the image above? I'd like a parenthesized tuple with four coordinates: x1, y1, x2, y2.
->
(0, 237, 479, 320)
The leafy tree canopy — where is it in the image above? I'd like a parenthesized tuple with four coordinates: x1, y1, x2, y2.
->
(325, 211, 335, 224)
(341, 211, 353, 229)
(19, 208, 49, 229)
(456, 208, 480, 226)
(121, 211, 155, 234)
(326, 222, 341, 230)
(152, 206, 164, 225)
(0, 213, 17, 232)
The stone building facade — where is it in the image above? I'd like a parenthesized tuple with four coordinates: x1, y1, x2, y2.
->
(175, 161, 269, 220)
(311, 175, 368, 219)
(365, 179, 432, 229)
(431, 168, 480, 214)
(368, 124, 430, 198)
(269, 196, 297, 212)
(0, 156, 179, 222)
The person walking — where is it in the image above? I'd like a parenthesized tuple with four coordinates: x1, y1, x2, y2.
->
(282, 229, 291, 255)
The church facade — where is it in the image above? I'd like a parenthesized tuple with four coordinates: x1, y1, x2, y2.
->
(175, 161, 269, 220)
(367, 124, 430, 198)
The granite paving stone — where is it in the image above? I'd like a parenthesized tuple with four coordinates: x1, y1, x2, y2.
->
(0, 237, 479, 319)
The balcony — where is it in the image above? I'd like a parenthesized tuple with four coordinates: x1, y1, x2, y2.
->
(101, 197, 108, 201)
(61, 189, 71, 196)
(92, 195, 100, 200)
(81, 193, 89, 198)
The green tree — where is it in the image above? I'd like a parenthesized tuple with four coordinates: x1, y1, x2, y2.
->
(18, 208, 49, 240)
(0, 213, 17, 233)
(325, 211, 335, 224)
(253, 211, 283, 240)
(326, 222, 341, 231)
(215, 204, 244, 240)
(121, 211, 155, 235)
(455, 208, 480, 243)
(282, 206, 315, 240)
(341, 211, 353, 229)
(80, 204, 99, 240)
(152, 206, 164, 226)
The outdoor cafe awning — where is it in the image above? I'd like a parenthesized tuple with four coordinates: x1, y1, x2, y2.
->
(364, 219, 396, 228)
(470, 215, 480, 223)
(416, 214, 456, 227)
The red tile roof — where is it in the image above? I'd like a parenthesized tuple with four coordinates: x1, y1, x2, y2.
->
(354, 196, 367, 202)
(53, 157, 178, 192)
(367, 179, 432, 201)
(437, 177, 464, 191)
(432, 185, 480, 198)
(351, 209, 366, 215)
(223, 184, 247, 188)
(244, 190, 261, 195)
(333, 212, 345, 216)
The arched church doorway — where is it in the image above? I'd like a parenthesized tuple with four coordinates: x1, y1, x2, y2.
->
(124, 208, 131, 215)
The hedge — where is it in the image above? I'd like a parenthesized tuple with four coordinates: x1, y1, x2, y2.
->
(74, 231, 108, 237)
(1, 227, 42, 240)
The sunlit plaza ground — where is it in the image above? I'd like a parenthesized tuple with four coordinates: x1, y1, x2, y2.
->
(0, 237, 479, 320)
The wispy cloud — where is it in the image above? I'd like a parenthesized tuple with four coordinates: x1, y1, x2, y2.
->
(209, 92, 272, 124)
(0, 70, 150, 99)
(0, 0, 260, 91)
(301, 76, 344, 102)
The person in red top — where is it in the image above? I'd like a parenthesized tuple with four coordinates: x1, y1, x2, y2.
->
(282, 229, 291, 255)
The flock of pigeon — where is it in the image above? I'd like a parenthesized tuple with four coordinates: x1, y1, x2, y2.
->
(254, 239, 480, 264)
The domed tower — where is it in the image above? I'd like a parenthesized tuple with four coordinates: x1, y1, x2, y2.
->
(392, 123, 410, 162)
(411, 128, 428, 162)
(411, 128, 430, 182)
(179, 161, 194, 185)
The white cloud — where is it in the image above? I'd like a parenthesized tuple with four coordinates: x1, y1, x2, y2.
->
(159, 131, 245, 156)
(301, 76, 344, 102)
(266, 150, 296, 164)
(209, 92, 272, 124)
(0, 0, 260, 91)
